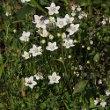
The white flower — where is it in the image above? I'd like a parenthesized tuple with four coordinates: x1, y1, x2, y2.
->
(48, 72, 61, 84)
(71, 11, 76, 16)
(36, 19, 49, 29)
(83, 13, 88, 17)
(33, 15, 49, 29)
(5, 12, 11, 16)
(21, 0, 30, 3)
(94, 98, 99, 105)
(56, 18, 67, 28)
(46, 42, 58, 51)
(98, 79, 102, 84)
(64, 14, 74, 24)
(45, 2, 60, 15)
(63, 38, 74, 49)
(20, 31, 30, 42)
(90, 40, 93, 45)
(66, 24, 79, 35)
(22, 51, 30, 59)
(109, 18, 110, 23)
(29, 45, 42, 56)
(77, 6, 81, 11)
(33, 15, 41, 23)
(102, 20, 106, 25)
(25, 76, 37, 89)
(106, 90, 110, 96)
(40, 29, 49, 37)
(78, 14, 83, 19)
(34, 72, 43, 80)
(100, 100, 107, 107)
(71, 5, 76, 11)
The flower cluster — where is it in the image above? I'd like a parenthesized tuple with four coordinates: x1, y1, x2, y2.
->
(102, 16, 110, 25)
(71, 4, 88, 19)
(94, 98, 107, 107)
(20, 3, 82, 60)
(25, 72, 61, 89)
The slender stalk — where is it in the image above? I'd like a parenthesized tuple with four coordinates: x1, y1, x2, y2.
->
(88, 0, 93, 16)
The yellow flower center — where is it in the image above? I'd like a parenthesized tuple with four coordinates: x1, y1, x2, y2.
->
(49, 45, 55, 49)
(25, 53, 29, 58)
(37, 73, 42, 77)
(33, 48, 39, 53)
(24, 36, 28, 40)
(66, 19, 70, 23)
(59, 21, 64, 25)
(50, 7, 56, 12)
(52, 76, 57, 81)
(71, 26, 76, 31)
(66, 42, 70, 46)
(101, 102, 105, 105)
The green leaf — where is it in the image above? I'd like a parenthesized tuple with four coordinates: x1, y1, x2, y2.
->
(63, 101, 70, 110)
(0, 54, 3, 65)
(73, 80, 88, 94)
(93, 53, 100, 62)
(16, 5, 35, 20)
(0, 103, 4, 109)
(35, 93, 39, 99)
(40, 103, 46, 109)
(0, 60, 8, 78)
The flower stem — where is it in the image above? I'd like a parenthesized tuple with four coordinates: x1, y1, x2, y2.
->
(88, 0, 93, 16)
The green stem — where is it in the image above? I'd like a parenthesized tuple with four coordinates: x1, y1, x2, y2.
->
(88, 0, 93, 16)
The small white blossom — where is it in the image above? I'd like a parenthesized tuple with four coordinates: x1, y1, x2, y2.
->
(34, 72, 43, 80)
(21, 0, 30, 3)
(100, 100, 107, 107)
(77, 6, 81, 11)
(90, 40, 93, 45)
(71, 5, 76, 11)
(83, 13, 88, 17)
(25, 76, 37, 89)
(45, 2, 60, 15)
(36, 20, 49, 29)
(22, 51, 30, 59)
(56, 18, 67, 28)
(20, 31, 30, 42)
(109, 18, 110, 23)
(40, 29, 49, 37)
(98, 79, 102, 84)
(106, 90, 110, 96)
(63, 38, 74, 48)
(102, 20, 106, 25)
(33, 15, 49, 29)
(29, 45, 42, 56)
(78, 14, 83, 19)
(46, 42, 58, 51)
(48, 72, 61, 84)
(64, 14, 74, 24)
(66, 24, 79, 35)
(33, 15, 41, 23)
(71, 11, 76, 16)
(94, 98, 99, 105)
(5, 12, 11, 16)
